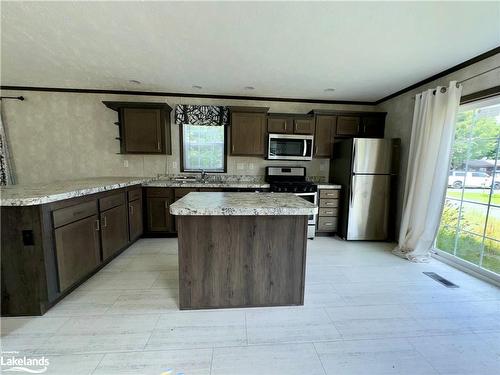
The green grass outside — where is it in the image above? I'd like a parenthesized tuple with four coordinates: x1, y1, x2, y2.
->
(436, 201, 500, 274)
(446, 191, 500, 205)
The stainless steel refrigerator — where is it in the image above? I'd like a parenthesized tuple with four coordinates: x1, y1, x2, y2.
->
(330, 138, 400, 240)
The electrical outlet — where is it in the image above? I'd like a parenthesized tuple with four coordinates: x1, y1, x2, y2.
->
(320, 162, 326, 171)
(123, 160, 129, 168)
(248, 163, 255, 170)
(172, 161, 177, 169)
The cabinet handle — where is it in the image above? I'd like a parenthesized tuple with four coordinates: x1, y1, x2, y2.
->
(95, 219, 100, 231)
(325, 223, 333, 226)
(103, 216, 107, 228)
(232, 144, 235, 153)
(284, 123, 287, 132)
(157, 140, 161, 151)
(130, 204, 134, 215)
(314, 146, 318, 155)
(164, 201, 169, 209)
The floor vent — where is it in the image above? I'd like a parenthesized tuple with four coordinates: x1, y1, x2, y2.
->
(423, 272, 459, 288)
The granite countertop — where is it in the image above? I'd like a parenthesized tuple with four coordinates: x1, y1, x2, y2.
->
(145, 179, 270, 189)
(170, 192, 318, 216)
(0, 175, 336, 207)
(0, 177, 154, 206)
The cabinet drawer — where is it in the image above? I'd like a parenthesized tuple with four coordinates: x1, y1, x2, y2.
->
(146, 187, 173, 198)
(319, 199, 339, 208)
(128, 187, 142, 201)
(317, 217, 338, 232)
(52, 200, 98, 228)
(319, 189, 339, 199)
(319, 208, 338, 217)
(99, 192, 126, 211)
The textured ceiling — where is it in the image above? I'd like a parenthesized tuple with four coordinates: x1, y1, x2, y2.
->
(1, 1, 499, 101)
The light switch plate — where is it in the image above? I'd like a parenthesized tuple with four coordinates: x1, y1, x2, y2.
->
(123, 160, 129, 168)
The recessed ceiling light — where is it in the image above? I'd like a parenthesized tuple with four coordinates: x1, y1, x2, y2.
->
(129, 80, 141, 84)
(244, 86, 255, 90)
(192, 85, 203, 89)
(324, 88, 335, 92)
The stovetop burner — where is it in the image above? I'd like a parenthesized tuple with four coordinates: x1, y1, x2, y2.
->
(265, 166, 317, 193)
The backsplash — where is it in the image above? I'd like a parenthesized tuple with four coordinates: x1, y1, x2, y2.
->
(1, 90, 375, 184)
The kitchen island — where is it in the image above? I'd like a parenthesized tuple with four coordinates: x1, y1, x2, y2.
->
(170, 192, 317, 309)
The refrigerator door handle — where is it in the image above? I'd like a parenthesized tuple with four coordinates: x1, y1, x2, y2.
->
(349, 177, 354, 208)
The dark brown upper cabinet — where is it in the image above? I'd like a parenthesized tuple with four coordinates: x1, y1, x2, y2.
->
(267, 115, 314, 135)
(103, 101, 172, 154)
(336, 116, 361, 137)
(293, 118, 315, 135)
(268, 117, 292, 134)
(229, 107, 269, 156)
(361, 115, 386, 138)
(314, 115, 337, 158)
(310, 111, 386, 139)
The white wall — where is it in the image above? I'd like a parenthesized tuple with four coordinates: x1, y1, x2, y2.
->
(376, 53, 500, 235)
(0, 90, 376, 184)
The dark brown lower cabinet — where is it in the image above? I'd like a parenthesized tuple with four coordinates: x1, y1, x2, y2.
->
(54, 215, 101, 292)
(129, 198, 143, 241)
(1, 185, 143, 316)
(147, 197, 173, 232)
(101, 204, 129, 261)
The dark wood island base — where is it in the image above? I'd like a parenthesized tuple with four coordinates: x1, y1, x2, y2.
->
(177, 215, 308, 309)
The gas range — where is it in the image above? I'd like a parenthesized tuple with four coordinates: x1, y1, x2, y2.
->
(265, 166, 317, 239)
(265, 166, 317, 192)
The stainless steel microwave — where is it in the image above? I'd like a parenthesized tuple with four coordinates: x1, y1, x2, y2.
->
(268, 134, 314, 161)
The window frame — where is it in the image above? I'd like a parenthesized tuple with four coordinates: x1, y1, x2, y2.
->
(433, 92, 500, 279)
(179, 122, 228, 173)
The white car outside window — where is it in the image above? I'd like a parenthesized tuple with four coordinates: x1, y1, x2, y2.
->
(448, 171, 493, 189)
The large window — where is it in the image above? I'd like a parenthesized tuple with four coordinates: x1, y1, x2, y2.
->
(181, 124, 226, 172)
(436, 96, 500, 275)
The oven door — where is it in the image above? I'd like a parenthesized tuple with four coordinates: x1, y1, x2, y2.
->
(294, 192, 317, 225)
(268, 134, 314, 160)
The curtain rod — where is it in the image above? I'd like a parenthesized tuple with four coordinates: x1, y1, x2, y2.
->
(0, 96, 24, 101)
(413, 65, 500, 98)
(457, 65, 500, 85)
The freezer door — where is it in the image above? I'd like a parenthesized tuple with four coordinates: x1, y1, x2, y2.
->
(352, 138, 393, 174)
(347, 174, 390, 240)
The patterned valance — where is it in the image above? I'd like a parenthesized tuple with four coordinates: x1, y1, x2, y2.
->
(175, 105, 229, 126)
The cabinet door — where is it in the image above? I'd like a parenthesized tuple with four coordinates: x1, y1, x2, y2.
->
(54, 215, 101, 292)
(122, 108, 163, 153)
(230, 112, 266, 156)
(101, 204, 129, 261)
(128, 198, 143, 241)
(361, 116, 385, 138)
(267, 118, 291, 134)
(314, 115, 336, 157)
(336, 116, 361, 137)
(293, 118, 315, 134)
(147, 197, 173, 232)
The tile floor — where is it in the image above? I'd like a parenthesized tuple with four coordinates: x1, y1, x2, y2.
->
(1, 237, 499, 374)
